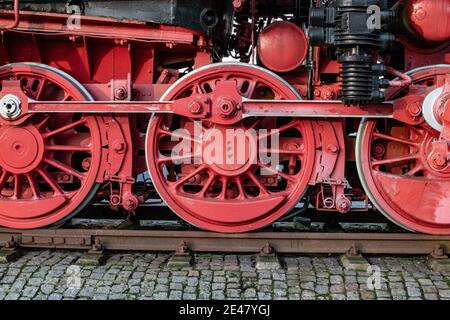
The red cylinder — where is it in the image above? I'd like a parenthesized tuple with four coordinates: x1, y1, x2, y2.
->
(257, 21, 308, 73)
(403, 0, 450, 43)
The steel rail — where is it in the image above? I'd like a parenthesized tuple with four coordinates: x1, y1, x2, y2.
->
(0, 228, 449, 255)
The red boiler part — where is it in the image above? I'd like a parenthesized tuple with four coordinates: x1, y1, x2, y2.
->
(257, 21, 308, 73)
(404, 0, 450, 43)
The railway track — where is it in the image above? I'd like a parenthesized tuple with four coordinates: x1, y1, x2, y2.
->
(0, 218, 449, 255)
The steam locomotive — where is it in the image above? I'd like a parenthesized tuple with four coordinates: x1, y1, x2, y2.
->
(0, 0, 448, 234)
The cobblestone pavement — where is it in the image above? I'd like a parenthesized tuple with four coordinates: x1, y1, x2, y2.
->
(0, 250, 449, 300)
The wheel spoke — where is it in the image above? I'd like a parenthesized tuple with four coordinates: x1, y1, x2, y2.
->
(193, 84, 205, 94)
(25, 173, 40, 199)
(258, 162, 297, 183)
(259, 148, 304, 155)
(158, 153, 201, 164)
(173, 165, 206, 188)
(158, 128, 202, 145)
(373, 131, 420, 147)
(200, 172, 216, 197)
(258, 120, 299, 141)
(247, 172, 270, 196)
(34, 79, 48, 100)
(249, 119, 263, 130)
(0, 170, 9, 190)
(372, 154, 418, 167)
(405, 164, 424, 176)
(44, 158, 85, 179)
(13, 174, 22, 199)
(46, 145, 92, 152)
(36, 167, 64, 195)
(219, 177, 228, 200)
(42, 118, 87, 140)
(36, 116, 52, 130)
(235, 176, 247, 199)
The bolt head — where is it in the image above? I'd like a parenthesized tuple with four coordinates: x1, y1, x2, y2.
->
(407, 102, 422, 117)
(327, 144, 339, 154)
(373, 143, 386, 157)
(336, 197, 352, 214)
(114, 87, 128, 100)
(217, 98, 237, 119)
(82, 157, 92, 170)
(432, 154, 447, 168)
(324, 90, 334, 99)
(113, 142, 126, 153)
(414, 8, 427, 21)
(188, 101, 203, 114)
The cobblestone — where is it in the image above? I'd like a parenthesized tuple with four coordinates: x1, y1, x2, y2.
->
(0, 251, 448, 300)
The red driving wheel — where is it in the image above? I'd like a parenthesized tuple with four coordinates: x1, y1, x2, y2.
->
(356, 65, 450, 234)
(146, 63, 315, 233)
(0, 63, 101, 229)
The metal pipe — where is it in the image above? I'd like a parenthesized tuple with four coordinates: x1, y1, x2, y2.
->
(0, 0, 20, 30)
(387, 66, 413, 88)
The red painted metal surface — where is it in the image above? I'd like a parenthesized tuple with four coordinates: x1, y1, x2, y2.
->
(356, 66, 450, 235)
(257, 21, 308, 73)
(0, 0, 19, 30)
(0, 11, 199, 86)
(0, 63, 101, 229)
(0, 1, 448, 235)
(146, 64, 316, 233)
(403, 0, 450, 43)
(242, 100, 393, 118)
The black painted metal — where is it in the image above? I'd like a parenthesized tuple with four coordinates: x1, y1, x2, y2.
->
(0, 0, 234, 40)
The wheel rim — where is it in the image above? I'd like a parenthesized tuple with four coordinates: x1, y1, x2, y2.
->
(146, 63, 315, 233)
(356, 65, 450, 234)
(0, 63, 101, 229)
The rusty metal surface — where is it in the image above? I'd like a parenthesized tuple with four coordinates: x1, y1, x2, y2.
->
(0, 227, 449, 255)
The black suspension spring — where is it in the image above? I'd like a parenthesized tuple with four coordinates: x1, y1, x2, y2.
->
(339, 54, 374, 105)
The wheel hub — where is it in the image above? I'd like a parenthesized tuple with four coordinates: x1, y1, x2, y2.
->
(0, 94, 22, 119)
(0, 126, 44, 174)
(423, 134, 450, 174)
(202, 125, 256, 177)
